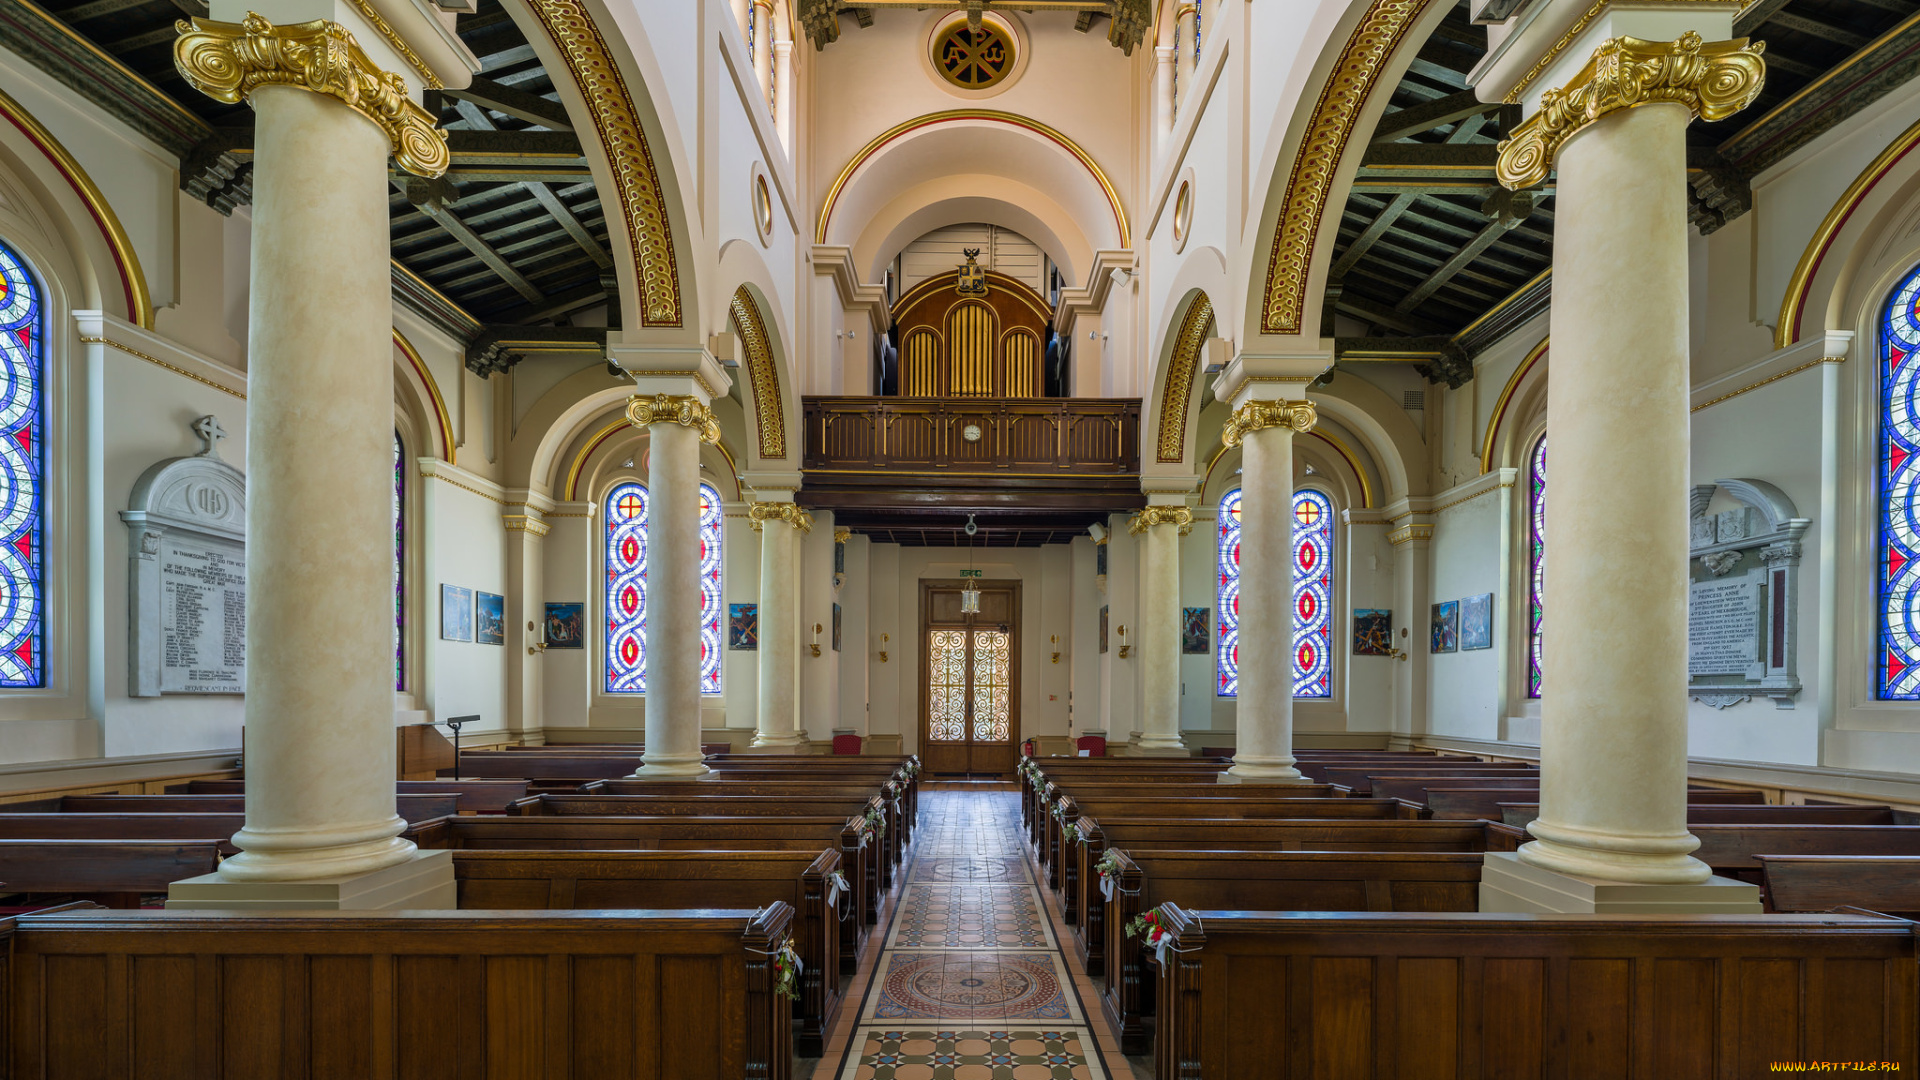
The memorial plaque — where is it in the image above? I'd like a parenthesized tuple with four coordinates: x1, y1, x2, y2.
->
(159, 537, 245, 692)
(1689, 577, 1760, 677)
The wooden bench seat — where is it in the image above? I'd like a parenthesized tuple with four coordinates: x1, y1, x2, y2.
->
(181, 778, 532, 814)
(411, 812, 879, 955)
(452, 848, 844, 1055)
(1145, 906, 1918, 1079)
(1691, 824, 1920, 880)
(1033, 787, 1359, 888)
(439, 752, 641, 781)
(586, 778, 914, 845)
(1759, 854, 1920, 918)
(0, 840, 221, 908)
(0, 814, 437, 854)
(1370, 775, 1732, 807)
(1099, 849, 1486, 1052)
(1499, 803, 1918, 827)
(1020, 760, 1229, 826)
(1, 903, 795, 1077)
(12, 793, 458, 825)
(1067, 818, 1524, 975)
(1424, 785, 1763, 819)
(1318, 764, 1536, 795)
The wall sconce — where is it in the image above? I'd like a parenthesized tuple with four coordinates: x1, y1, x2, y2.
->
(1050, 634, 1060, 664)
(810, 623, 823, 658)
(1116, 625, 1130, 660)
(878, 633, 890, 664)
(526, 620, 546, 656)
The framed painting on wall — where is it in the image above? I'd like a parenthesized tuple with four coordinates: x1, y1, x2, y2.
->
(729, 603, 758, 650)
(544, 602, 584, 649)
(1353, 609, 1392, 656)
(1460, 593, 1494, 651)
(1430, 601, 1459, 654)
(1182, 607, 1209, 654)
(1099, 605, 1109, 654)
(475, 591, 505, 645)
(440, 585, 472, 643)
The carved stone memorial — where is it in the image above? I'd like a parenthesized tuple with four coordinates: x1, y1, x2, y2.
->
(1687, 478, 1806, 709)
(121, 416, 247, 696)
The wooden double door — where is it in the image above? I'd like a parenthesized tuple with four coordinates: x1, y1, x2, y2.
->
(919, 580, 1021, 776)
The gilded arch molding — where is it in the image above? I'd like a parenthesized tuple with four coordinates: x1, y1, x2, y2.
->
(1259, 0, 1432, 335)
(525, 0, 682, 327)
(1155, 292, 1214, 464)
(729, 285, 786, 460)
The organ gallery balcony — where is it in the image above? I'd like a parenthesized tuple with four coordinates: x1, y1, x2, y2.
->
(799, 397, 1144, 542)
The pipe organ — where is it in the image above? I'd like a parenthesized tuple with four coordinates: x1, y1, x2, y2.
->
(891, 269, 1054, 398)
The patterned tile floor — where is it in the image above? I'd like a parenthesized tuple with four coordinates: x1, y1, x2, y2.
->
(817, 784, 1124, 1080)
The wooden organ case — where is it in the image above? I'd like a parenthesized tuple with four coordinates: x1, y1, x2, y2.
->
(892, 268, 1054, 398)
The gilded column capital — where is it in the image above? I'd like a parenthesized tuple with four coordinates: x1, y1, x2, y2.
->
(626, 393, 722, 445)
(1128, 506, 1195, 536)
(173, 13, 448, 178)
(749, 500, 814, 534)
(1497, 32, 1766, 190)
(502, 513, 551, 537)
(1222, 398, 1317, 448)
(834, 527, 852, 544)
(1387, 522, 1434, 546)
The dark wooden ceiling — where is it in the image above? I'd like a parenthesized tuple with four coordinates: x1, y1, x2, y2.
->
(7, 0, 614, 371)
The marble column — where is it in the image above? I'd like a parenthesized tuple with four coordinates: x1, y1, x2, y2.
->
(627, 394, 724, 777)
(773, 39, 794, 144)
(1174, 4, 1198, 112)
(1224, 399, 1317, 781)
(1495, 33, 1766, 885)
(1153, 45, 1176, 144)
(752, 499, 810, 746)
(1130, 506, 1190, 753)
(752, 0, 775, 103)
(168, 15, 450, 890)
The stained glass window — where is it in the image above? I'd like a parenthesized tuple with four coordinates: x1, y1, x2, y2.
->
(605, 481, 723, 694)
(1217, 487, 1333, 698)
(970, 628, 1010, 741)
(0, 241, 44, 688)
(1880, 265, 1920, 697)
(394, 431, 404, 693)
(928, 629, 966, 741)
(1527, 435, 1546, 699)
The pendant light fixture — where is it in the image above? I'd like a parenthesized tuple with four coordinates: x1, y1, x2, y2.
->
(961, 514, 981, 614)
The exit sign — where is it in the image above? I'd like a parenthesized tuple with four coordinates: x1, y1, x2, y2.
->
(959, 569, 982, 578)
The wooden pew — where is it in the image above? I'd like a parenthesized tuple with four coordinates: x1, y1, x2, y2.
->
(1034, 786, 1347, 889)
(0, 841, 222, 909)
(23, 793, 459, 825)
(411, 814, 874, 970)
(1371, 776, 1735, 809)
(181, 778, 532, 814)
(1100, 849, 1486, 1052)
(1759, 855, 1920, 918)
(452, 848, 844, 1055)
(1318, 763, 1536, 795)
(1425, 785, 1763, 820)
(1, 903, 795, 1077)
(1020, 759, 1228, 828)
(1500, 803, 1918, 828)
(587, 777, 914, 846)
(1147, 905, 1918, 1079)
(1691, 824, 1920, 881)
(439, 751, 640, 781)
(1068, 818, 1524, 975)
(0, 814, 439, 855)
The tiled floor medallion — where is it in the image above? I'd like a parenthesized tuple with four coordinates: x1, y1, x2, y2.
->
(838, 1028, 1095, 1080)
(909, 856, 1030, 884)
(874, 952, 1072, 1020)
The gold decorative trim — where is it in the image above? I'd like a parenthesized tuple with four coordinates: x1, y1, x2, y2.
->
(1775, 112, 1920, 348)
(729, 286, 787, 460)
(1260, 0, 1430, 334)
(0, 87, 153, 328)
(81, 336, 244, 398)
(1691, 355, 1842, 413)
(342, 0, 442, 89)
(1432, 480, 1514, 515)
(1387, 522, 1434, 546)
(173, 14, 449, 178)
(816, 110, 1130, 248)
(1127, 505, 1195, 536)
(1502, 0, 1759, 103)
(392, 328, 455, 464)
(1496, 32, 1766, 190)
(1222, 399, 1318, 448)
(834, 527, 852, 544)
(424, 470, 507, 504)
(626, 393, 721, 444)
(1479, 336, 1549, 473)
(748, 499, 814, 534)
(1155, 294, 1213, 463)
(564, 418, 629, 502)
(621, 368, 720, 399)
(502, 513, 551, 536)
(526, 0, 682, 326)
(1310, 428, 1375, 510)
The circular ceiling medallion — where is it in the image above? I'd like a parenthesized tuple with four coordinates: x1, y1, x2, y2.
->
(934, 19, 1015, 90)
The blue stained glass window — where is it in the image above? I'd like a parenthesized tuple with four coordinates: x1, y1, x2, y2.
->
(0, 241, 44, 688)
(604, 481, 724, 695)
(394, 431, 404, 692)
(1216, 487, 1334, 698)
(1528, 435, 1546, 699)
(1880, 265, 1920, 697)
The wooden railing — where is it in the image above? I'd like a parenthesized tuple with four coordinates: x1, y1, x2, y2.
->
(802, 397, 1140, 476)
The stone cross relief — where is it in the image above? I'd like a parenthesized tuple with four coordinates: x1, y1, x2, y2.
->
(192, 415, 228, 459)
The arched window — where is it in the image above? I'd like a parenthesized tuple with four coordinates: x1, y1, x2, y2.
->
(0, 242, 45, 688)
(604, 481, 724, 695)
(393, 431, 405, 692)
(1879, 265, 1920, 697)
(1527, 435, 1546, 699)
(1216, 487, 1334, 699)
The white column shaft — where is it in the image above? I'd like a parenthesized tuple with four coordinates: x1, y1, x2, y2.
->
(1174, 9, 1197, 113)
(1136, 521, 1185, 750)
(224, 85, 411, 880)
(637, 421, 709, 775)
(773, 41, 794, 146)
(752, 1, 775, 104)
(1522, 102, 1706, 883)
(1230, 422, 1303, 779)
(1153, 47, 1176, 145)
(755, 516, 804, 745)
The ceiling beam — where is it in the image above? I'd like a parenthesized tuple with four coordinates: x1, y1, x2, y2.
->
(444, 76, 572, 130)
(401, 179, 546, 306)
(1334, 292, 1447, 336)
(1766, 10, 1870, 49)
(1370, 90, 1499, 144)
(1733, 0, 1796, 35)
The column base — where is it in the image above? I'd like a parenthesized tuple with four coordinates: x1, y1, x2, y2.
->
(1130, 732, 1188, 756)
(167, 849, 455, 911)
(627, 758, 711, 778)
(1226, 758, 1309, 783)
(1479, 851, 1760, 914)
(751, 731, 808, 748)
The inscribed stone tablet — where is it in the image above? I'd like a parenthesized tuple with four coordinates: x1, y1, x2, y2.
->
(1688, 577, 1759, 677)
(159, 537, 246, 692)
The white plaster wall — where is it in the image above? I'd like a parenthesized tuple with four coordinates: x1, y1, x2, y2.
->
(541, 514, 593, 729)
(1425, 489, 1505, 741)
(1101, 517, 1141, 739)
(838, 535, 871, 734)
(722, 508, 761, 735)
(1069, 537, 1103, 736)
(800, 510, 840, 740)
(1345, 518, 1397, 732)
(422, 481, 509, 734)
(1179, 509, 1216, 734)
(867, 542, 903, 738)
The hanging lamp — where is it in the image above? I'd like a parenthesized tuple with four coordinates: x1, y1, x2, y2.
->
(961, 514, 981, 614)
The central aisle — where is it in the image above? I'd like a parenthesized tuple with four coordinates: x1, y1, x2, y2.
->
(823, 786, 1113, 1079)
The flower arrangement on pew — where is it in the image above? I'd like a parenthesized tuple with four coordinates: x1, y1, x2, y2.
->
(1053, 801, 1079, 845)
(884, 780, 903, 815)
(826, 870, 850, 917)
(864, 806, 886, 838)
(1094, 849, 1123, 901)
(1126, 904, 1176, 966)
(771, 939, 803, 1002)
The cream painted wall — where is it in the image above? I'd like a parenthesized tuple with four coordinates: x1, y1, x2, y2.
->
(420, 478, 510, 737)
